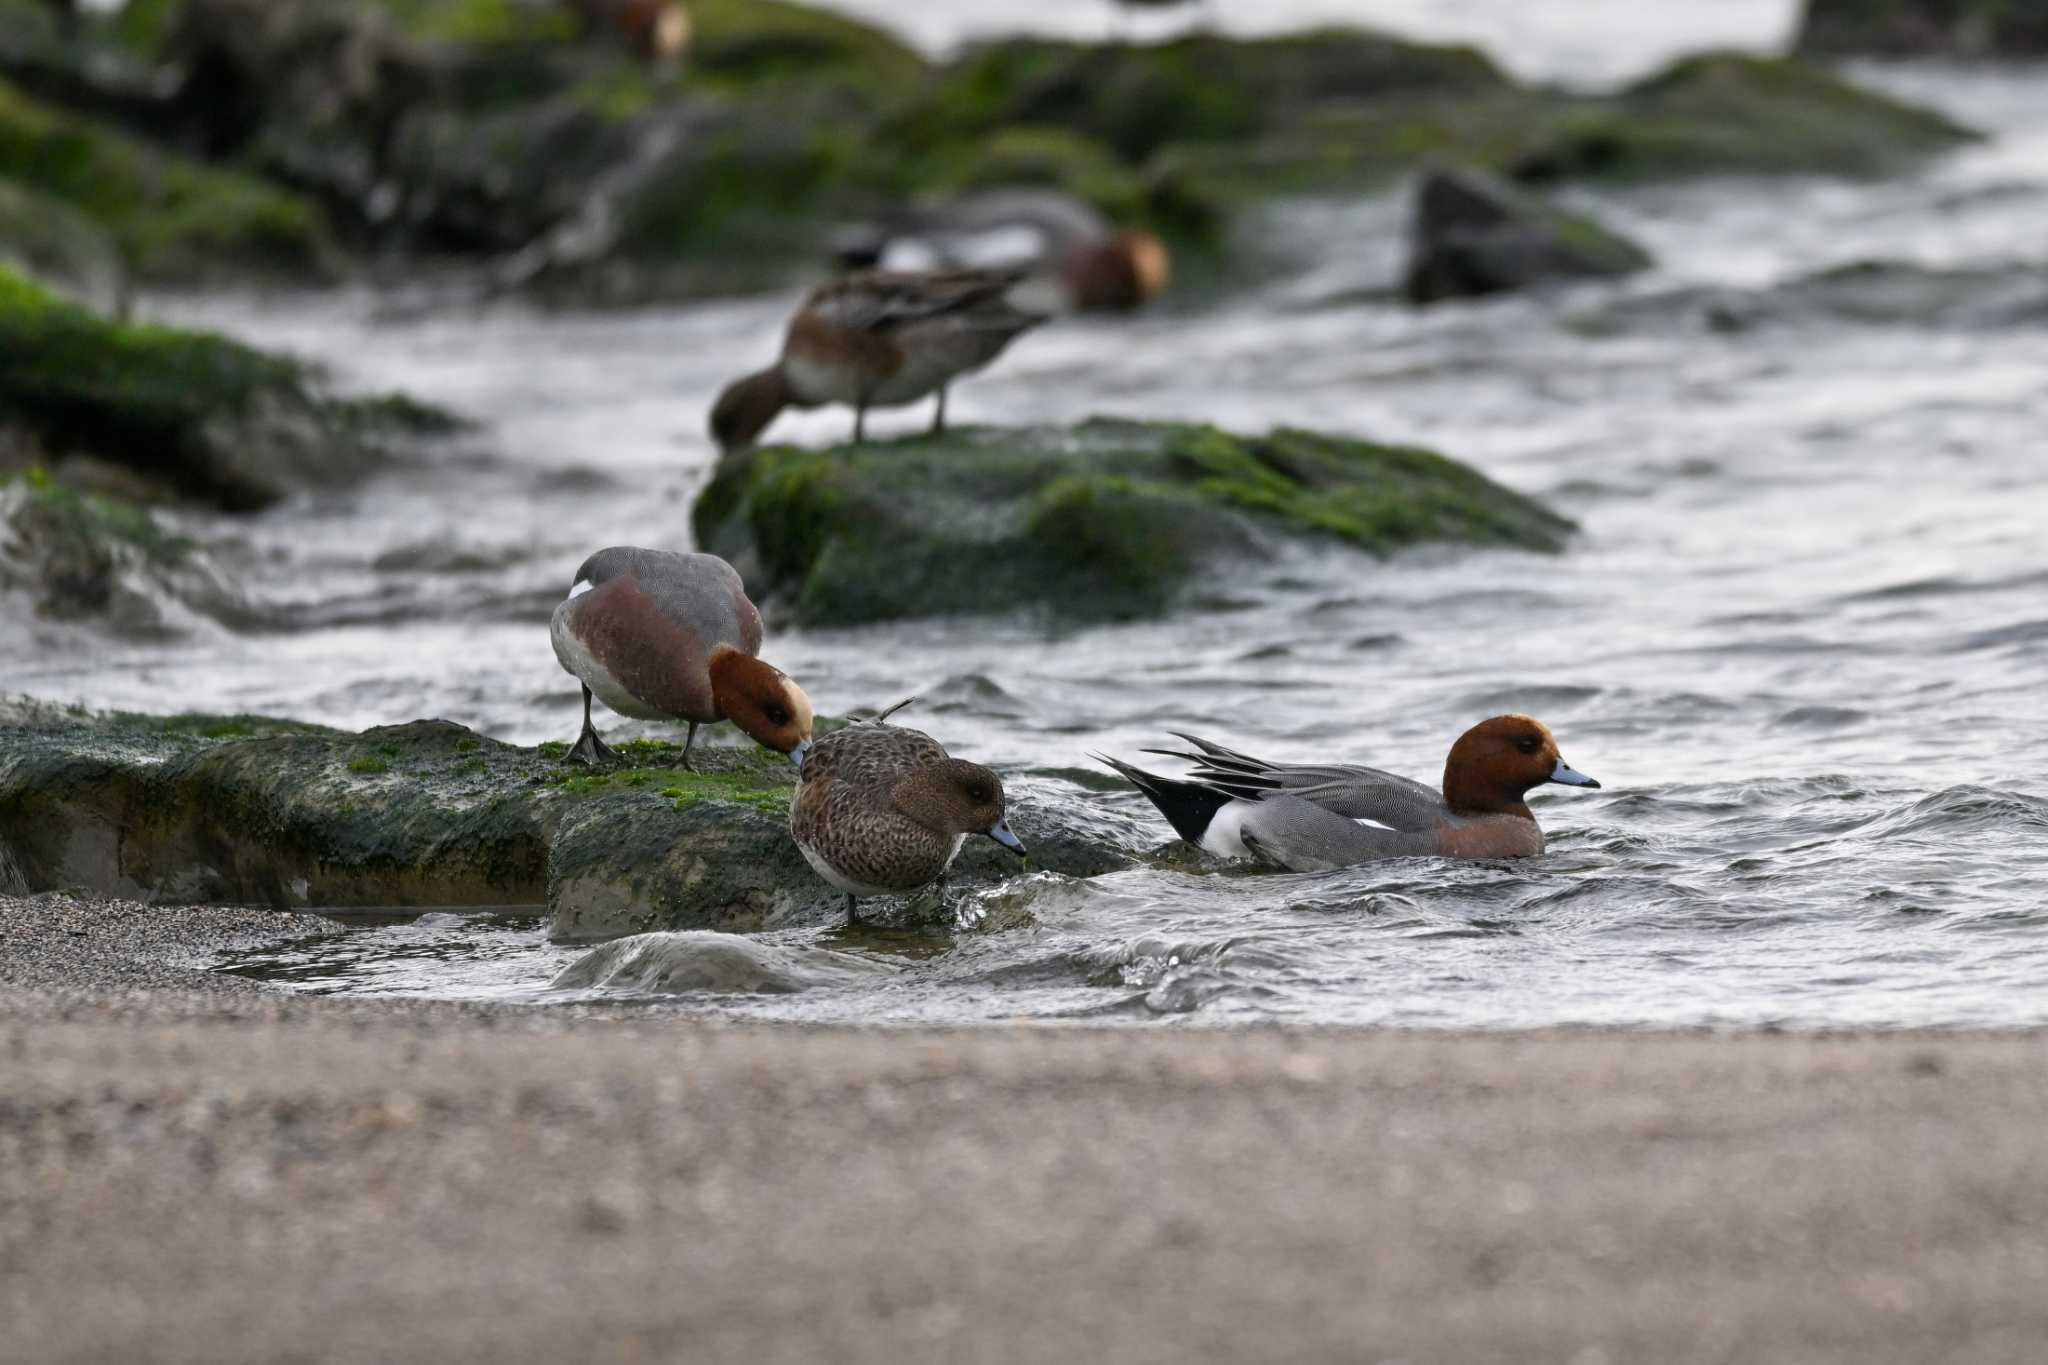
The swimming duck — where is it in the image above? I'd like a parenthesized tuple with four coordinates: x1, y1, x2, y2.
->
(830, 189, 1171, 314)
(790, 720, 1027, 924)
(1100, 715, 1601, 872)
(709, 266, 1052, 454)
(549, 546, 812, 769)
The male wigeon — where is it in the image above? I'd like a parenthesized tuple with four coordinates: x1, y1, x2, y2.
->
(549, 546, 813, 769)
(569, 0, 691, 59)
(1100, 715, 1601, 872)
(831, 189, 1171, 314)
(790, 719, 1027, 924)
(709, 266, 1051, 453)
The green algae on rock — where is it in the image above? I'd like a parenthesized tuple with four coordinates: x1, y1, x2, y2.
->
(0, 469, 247, 632)
(692, 419, 1575, 626)
(0, 77, 337, 283)
(0, 265, 461, 510)
(0, 705, 1136, 941)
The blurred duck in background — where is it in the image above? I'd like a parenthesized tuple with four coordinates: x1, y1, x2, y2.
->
(830, 189, 1171, 314)
(710, 265, 1052, 452)
(562, 0, 691, 61)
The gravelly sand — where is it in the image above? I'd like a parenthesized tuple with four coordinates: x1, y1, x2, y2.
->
(3, 893, 2045, 1365)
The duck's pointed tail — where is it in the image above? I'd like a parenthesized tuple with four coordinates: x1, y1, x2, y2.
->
(1095, 753, 1233, 847)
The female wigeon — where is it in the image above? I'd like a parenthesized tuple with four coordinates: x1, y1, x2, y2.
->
(1100, 715, 1601, 872)
(709, 266, 1051, 453)
(790, 719, 1027, 924)
(549, 546, 813, 769)
(831, 189, 1172, 314)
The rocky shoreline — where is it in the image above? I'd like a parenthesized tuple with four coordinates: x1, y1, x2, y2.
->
(0, 1, 1982, 303)
(0, 700, 1147, 940)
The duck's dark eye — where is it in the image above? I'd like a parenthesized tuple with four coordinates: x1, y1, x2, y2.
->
(764, 704, 789, 725)
(967, 784, 990, 803)
(1515, 737, 1542, 754)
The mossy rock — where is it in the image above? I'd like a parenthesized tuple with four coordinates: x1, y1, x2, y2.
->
(0, 469, 252, 632)
(0, 265, 460, 510)
(1508, 53, 1979, 183)
(1798, 0, 2048, 55)
(902, 30, 1507, 167)
(0, 178, 125, 314)
(692, 418, 1574, 626)
(0, 704, 1136, 939)
(0, 77, 338, 282)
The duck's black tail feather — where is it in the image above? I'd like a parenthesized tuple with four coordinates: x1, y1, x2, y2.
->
(1094, 754, 1232, 847)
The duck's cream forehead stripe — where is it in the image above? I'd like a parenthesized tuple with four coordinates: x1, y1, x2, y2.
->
(783, 679, 815, 733)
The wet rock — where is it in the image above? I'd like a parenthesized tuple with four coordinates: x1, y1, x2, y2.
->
(0, 472, 243, 633)
(0, 704, 1138, 942)
(0, 180, 126, 315)
(1402, 165, 1650, 304)
(1508, 53, 1977, 184)
(0, 264, 461, 511)
(1799, 0, 2048, 56)
(552, 932, 897, 994)
(693, 418, 1575, 626)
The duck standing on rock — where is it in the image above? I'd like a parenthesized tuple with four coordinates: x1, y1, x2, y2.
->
(830, 189, 1172, 314)
(1101, 715, 1601, 871)
(709, 267, 1053, 453)
(791, 717, 1027, 925)
(549, 546, 812, 769)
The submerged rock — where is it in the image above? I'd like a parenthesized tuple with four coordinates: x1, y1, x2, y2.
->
(552, 931, 897, 994)
(1566, 259, 2048, 336)
(1799, 0, 2048, 56)
(693, 418, 1575, 626)
(0, 704, 1137, 942)
(1403, 165, 1651, 304)
(0, 265, 461, 511)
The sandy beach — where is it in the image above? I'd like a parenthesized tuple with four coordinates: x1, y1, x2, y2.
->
(3, 892, 2044, 1365)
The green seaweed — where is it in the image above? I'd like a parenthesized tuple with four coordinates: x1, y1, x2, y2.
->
(0, 79, 336, 281)
(347, 755, 391, 775)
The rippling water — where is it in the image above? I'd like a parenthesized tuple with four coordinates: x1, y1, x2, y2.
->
(12, 47, 2048, 1028)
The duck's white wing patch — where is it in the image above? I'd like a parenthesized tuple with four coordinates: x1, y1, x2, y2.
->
(567, 577, 595, 600)
(1199, 801, 1255, 860)
(1353, 817, 1395, 832)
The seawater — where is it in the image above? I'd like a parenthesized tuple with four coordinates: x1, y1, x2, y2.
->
(11, 49, 2048, 1029)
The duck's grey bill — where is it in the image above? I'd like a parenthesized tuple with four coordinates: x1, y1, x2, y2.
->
(1550, 759, 1601, 789)
(789, 739, 812, 771)
(986, 819, 1027, 856)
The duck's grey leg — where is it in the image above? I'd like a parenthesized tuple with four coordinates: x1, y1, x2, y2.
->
(679, 720, 699, 772)
(844, 894, 860, 925)
(931, 385, 948, 435)
(853, 403, 867, 444)
(567, 685, 619, 766)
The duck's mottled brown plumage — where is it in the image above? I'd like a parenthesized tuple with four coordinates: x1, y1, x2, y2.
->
(791, 722, 1008, 900)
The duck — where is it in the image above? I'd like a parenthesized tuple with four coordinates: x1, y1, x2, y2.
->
(549, 546, 813, 769)
(709, 266, 1053, 454)
(830, 189, 1171, 314)
(790, 717, 1027, 924)
(1099, 715, 1601, 872)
